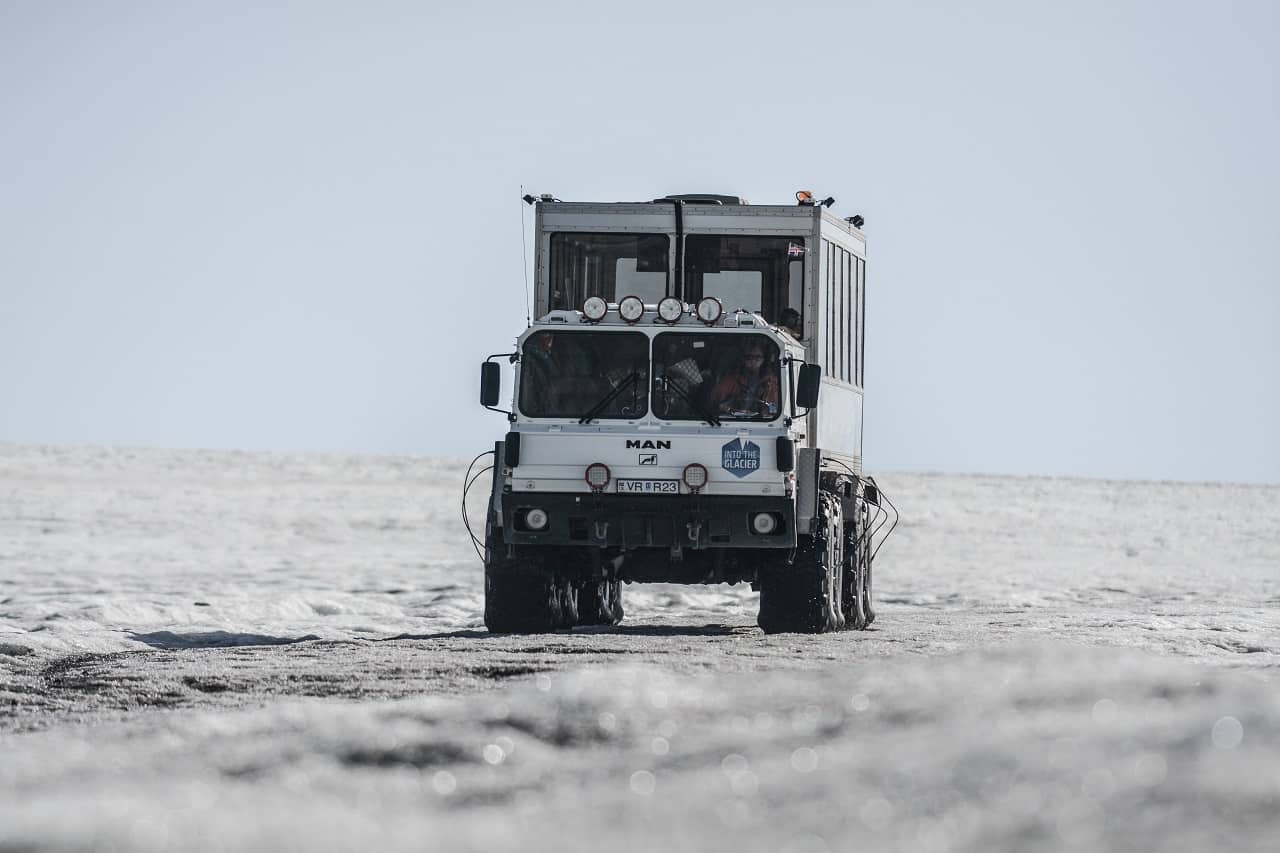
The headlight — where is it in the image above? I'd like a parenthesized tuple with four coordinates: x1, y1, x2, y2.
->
(524, 507, 549, 531)
(618, 295, 645, 323)
(750, 512, 778, 535)
(657, 297, 684, 323)
(585, 463, 611, 491)
(695, 297, 722, 324)
(582, 296, 608, 322)
(682, 463, 708, 491)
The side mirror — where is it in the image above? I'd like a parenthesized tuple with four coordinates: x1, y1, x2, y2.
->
(480, 361, 501, 407)
(796, 364, 821, 409)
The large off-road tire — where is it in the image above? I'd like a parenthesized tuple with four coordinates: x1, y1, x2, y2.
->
(842, 514, 869, 630)
(483, 524, 577, 634)
(576, 578, 624, 626)
(853, 500, 876, 626)
(863, 555, 876, 626)
(758, 493, 844, 634)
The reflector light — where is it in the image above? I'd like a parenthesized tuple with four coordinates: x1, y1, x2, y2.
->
(618, 295, 645, 323)
(751, 512, 778, 535)
(525, 507, 549, 531)
(657, 297, 684, 323)
(682, 463, 708, 491)
(695, 297, 722, 325)
(585, 463, 611, 490)
(582, 296, 608, 321)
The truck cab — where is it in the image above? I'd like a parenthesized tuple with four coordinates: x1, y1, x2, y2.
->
(477, 192, 880, 634)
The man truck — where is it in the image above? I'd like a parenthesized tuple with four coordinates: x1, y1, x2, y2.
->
(475, 191, 886, 634)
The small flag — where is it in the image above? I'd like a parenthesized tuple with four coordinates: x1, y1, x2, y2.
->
(788, 242, 806, 258)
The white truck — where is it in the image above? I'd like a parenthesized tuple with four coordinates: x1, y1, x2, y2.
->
(475, 192, 888, 633)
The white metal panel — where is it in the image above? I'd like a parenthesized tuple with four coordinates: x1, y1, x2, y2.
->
(682, 208, 818, 234)
(516, 432, 784, 482)
(814, 382, 863, 459)
(511, 428, 789, 496)
(540, 205, 677, 232)
(820, 210, 867, 256)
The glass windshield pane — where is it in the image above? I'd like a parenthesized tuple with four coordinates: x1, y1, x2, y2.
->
(701, 270, 761, 313)
(549, 233, 669, 310)
(519, 331, 650, 419)
(685, 235, 805, 328)
(653, 332, 781, 421)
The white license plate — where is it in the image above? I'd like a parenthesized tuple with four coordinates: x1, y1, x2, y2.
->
(615, 478, 679, 494)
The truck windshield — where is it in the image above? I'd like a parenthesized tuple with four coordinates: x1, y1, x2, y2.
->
(653, 332, 782, 422)
(519, 331, 650, 419)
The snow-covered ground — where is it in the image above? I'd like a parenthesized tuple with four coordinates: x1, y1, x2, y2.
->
(1, 443, 1277, 851)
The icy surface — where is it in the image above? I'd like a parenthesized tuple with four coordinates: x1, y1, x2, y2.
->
(1, 443, 1278, 851)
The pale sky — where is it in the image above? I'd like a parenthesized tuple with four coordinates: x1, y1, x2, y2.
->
(2, 0, 1277, 483)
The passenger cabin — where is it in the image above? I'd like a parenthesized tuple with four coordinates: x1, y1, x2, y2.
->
(530, 193, 868, 470)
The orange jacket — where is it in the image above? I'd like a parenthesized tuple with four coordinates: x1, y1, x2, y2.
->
(710, 370, 779, 415)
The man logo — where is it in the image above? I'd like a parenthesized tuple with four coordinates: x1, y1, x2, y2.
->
(626, 439, 671, 450)
(639, 453, 658, 466)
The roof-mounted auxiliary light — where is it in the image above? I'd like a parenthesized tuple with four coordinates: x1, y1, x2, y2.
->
(795, 190, 835, 208)
(695, 297, 723, 325)
(657, 297, 684, 323)
(582, 296, 608, 322)
(618, 295, 645, 323)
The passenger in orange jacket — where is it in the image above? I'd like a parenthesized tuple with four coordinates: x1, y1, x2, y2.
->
(709, 343, 779, 417)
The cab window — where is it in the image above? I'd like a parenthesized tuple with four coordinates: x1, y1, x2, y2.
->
(519, 331, 650, 419)
(652, 332, 781, 422)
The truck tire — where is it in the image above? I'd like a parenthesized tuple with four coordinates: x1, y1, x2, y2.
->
(483, 524, 576, 633)
(842, 516, 868, 630)
(863, 556, 876, 626)
(577, 578, 624, 626)
(855, 501, 876, 625)
(757, 493, 844, 634)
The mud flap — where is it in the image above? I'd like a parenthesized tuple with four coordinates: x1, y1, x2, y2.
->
(795, 448, 821, 536)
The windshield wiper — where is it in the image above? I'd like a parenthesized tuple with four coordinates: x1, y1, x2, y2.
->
(579, 371, 641, 424)
(662, 375, 721, 427)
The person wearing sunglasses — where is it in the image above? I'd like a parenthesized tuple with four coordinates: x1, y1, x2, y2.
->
(709, 343, 779, 417)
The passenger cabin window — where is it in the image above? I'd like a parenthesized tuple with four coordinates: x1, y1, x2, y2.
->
(685, 236, 805, 331)
(822, 239, 866, 387)
(548, 233, 670, 310)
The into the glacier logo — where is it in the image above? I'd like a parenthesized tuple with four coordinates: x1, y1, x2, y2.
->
(721, 438, 760, 478)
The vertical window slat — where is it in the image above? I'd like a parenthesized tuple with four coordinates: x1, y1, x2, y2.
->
(858, 258, 866, 386)
(827, 242, 836, 376)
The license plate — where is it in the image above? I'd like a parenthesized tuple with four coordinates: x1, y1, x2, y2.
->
(615, 478, 679, 494)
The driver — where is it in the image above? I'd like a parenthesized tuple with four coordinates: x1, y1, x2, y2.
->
(709, 342, 779, 417)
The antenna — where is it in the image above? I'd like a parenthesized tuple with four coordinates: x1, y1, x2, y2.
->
(519, 185, 532, 327)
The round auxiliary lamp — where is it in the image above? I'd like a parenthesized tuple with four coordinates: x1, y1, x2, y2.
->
(695, 297, 723, 325)
(581, 296, 608, 322)
(657, 296, 685, 324)
(682, 463, 708, 492)
(585, 462, 611, 492)
(618, 295, 645, 323)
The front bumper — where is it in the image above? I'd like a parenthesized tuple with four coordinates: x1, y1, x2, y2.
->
(501, 492, 796, 549)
